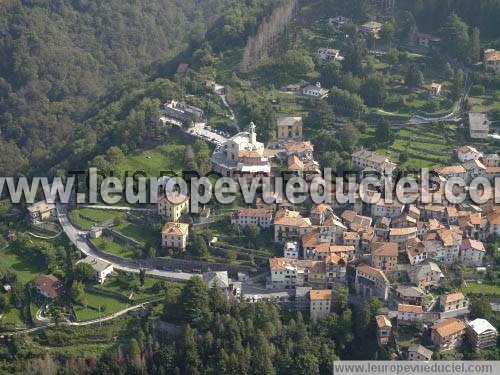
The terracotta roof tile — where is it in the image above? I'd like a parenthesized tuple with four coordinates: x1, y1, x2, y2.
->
(309, 289, 332, 301)
(440, 292, 465, 304)
(357, 264, 389, 284)
(372, 242, 398, 257)
(376, 314, 392, 328)
(162, 222, 189, 236)
(398, 304, 423, 314)
(432, 318, 466, 338)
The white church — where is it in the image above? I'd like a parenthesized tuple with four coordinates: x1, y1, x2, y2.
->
(211, 122, 271, 177)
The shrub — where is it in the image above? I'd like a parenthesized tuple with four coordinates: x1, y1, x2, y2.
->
(470, 84, 485, 96)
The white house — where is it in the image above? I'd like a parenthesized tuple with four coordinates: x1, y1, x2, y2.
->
(161, 222, 189, 250)
(269, 258, 298, 289)
(352, 149, 397, 178)
(231, 208, 273, 228)
(211, 122, 270, 177)
(397, 303, 423, 326)
(284, 242, 299, 259)
(408, 344, 433, 361)
(371, 200, 404, 219)
(78, 256, 114, 284)
(301, 83, 329, 99)
(467, 318, 498, 349)
(462, 159, 487, 181)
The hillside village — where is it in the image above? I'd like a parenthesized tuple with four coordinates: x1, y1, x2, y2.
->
(1, 0, 500, 370)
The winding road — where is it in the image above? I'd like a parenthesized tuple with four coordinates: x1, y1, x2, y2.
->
(6, 300, 161, 336)
(56, 202, 197, 281)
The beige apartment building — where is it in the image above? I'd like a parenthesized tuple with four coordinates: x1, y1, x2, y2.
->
(277, 116, 303, 139)
(158, 192, 189, 222)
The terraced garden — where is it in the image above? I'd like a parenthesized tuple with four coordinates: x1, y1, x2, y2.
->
(377, 122, 457, 169)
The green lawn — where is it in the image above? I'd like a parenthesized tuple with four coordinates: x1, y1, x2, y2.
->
(0, 307, 26, 330)
(468, 93, 500, 112)
(93, 275, 171, 302)
(74, 291, 130, 321)
(0, 249, 45, 283)
(463, 282, 500, 296)
(69, 208, 127, 230)
(115, 143, 186, 178)
(114, 222, 158, 247)
(91, 236, 136, 258)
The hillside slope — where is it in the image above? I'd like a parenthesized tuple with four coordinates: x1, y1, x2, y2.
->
(0, 0, 232, 176)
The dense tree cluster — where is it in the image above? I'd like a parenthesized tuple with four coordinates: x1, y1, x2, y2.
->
(0, 0, 233, 176)
(399, 0, 500, 38)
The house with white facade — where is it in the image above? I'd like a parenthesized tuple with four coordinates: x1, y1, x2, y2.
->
(284, 242, 299, 259)
(78, 256, 114, 284)
(269, 258, 298, 289)
(301, 83, 329, 99)
(212, 122, 270, 177)
(407, 344, 433, 361)
(467, 318, 498, 349)
(352, 149, 397, 178)
(397, 303, 423, 326)
(231, 208, 273, 228)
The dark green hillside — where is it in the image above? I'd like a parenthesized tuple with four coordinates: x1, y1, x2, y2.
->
(0, 0, 233, 176)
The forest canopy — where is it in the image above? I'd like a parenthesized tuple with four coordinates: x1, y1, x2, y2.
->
(0, 0, 233, 176)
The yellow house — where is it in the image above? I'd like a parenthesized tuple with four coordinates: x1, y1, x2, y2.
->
(277, 116, 303, 139)
(161, 222, 189, 250)
(158, 192, 189, 222)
